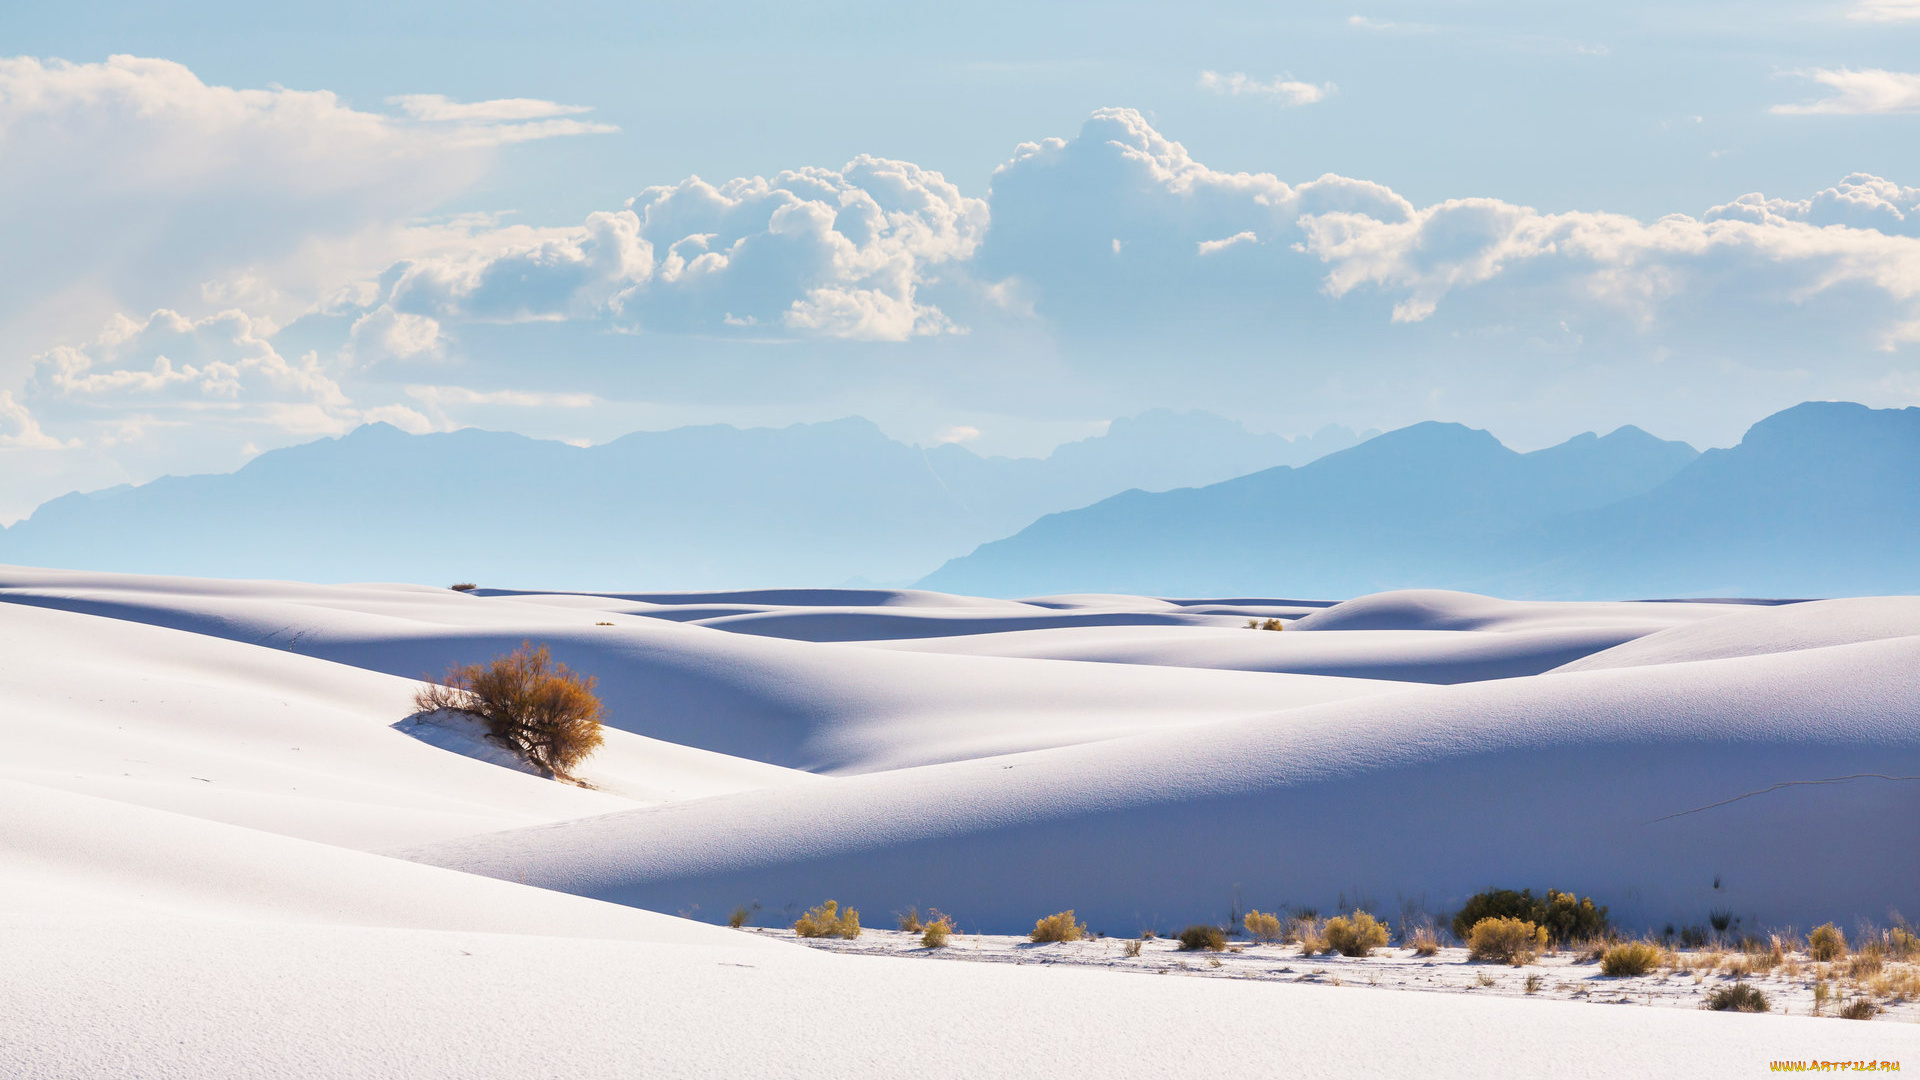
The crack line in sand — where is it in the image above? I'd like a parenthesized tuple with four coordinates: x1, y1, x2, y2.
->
(1647, 773, 1920, 824)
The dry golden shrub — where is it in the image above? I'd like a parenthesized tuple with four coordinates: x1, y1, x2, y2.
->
(1124, 939, 1144, 958)
(1600, 941, 1663, 977)
(727, 906, 751, 929)
(1406, 925, 1441, 957)
(1468, 917, 1548, 966)
(1889, 927, 1919, 960)
(1177, 925, 1227, 952)
(414, 642, 605, 777)
(1295, 917, 1328, 955)
(1809, 923, 1849, 962)
(898, 908, 924, 933)
(1030, 910, 1088, 943)
(1244, 910, 1285, 944)
(920, 912, 955, 948)
(794, 899, 862, 939)
(1324, 911, 1390, 958)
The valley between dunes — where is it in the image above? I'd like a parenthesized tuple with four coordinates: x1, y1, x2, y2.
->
(2, 566, 1916, 1078)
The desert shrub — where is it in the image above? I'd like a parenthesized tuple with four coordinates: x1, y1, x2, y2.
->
(1524, 973, 1542, 994)
(898, 907, 924, 933)
(413, 642, 605, 777)
(1600, 941, 1663, 976)
(1030, 910, 1088, 943)
(1450, 888, 1607, 945)
(1244, 910, 1285, 944)
(1838, 998, 1879, 1021)
(1406, 925, 1441, 957)
(1468, 917, 1548, 966)
(921, 913, 954, 948)
(449, 582, 478, 591)
(1889, 926, 1920, 959)
(1809, 923, 1848, 962)
(1124, 939, 1144, 958)
(1324, 911, 1390, 958)
(727, 906, 751, 929)
(794, 899, 861, 939)
(1705, 983, 1770, 1013)
(1177, 925, 1227, 952)
(1850, 946, 1886, 979)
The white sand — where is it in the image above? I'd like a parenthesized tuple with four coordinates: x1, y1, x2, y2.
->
(1, 569, 1915, 1077)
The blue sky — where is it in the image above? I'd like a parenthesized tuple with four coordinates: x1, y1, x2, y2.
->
(2, 0, 1919, 518)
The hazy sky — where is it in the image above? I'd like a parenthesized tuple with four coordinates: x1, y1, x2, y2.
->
(3, 0, 1919, 518)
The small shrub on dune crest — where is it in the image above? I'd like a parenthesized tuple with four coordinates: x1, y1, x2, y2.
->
(727, 906, 752, 929)
(1600, 941, 1663, 977)
(448, 582, 478, 592)
(920, 912, 955, 948)
(898, 908, 924, 933)
(1405, 925, 1441, 957)
(1324, 911, 1390, 958)
(1467, 917, 1548, 966)
(414, 642, 605, 778)
(1244, 617, 1285, 631)
(794, 900, 861, 939)
(1030, 910, 1088, 943)
(1124, 939, 1144, 958)
(1177, 925, 1227, 952)
(1705, 983, 1770, 1013)
(1809, 923, 1848, 962)
(1244, 910, 1285, 944)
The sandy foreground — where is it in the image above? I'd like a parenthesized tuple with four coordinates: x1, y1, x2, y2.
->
(0, 567, 1915, 1076)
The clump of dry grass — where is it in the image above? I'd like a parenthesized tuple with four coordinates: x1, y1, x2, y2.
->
(1706, 983, 1770, 1013)
(898, 907, 924, 933)
(727, 906, 752, 929)
(413, 641, 605, 778)
(920, 912, 955, 948)
(1809, 923, 1848, 962)
(1295, 917, 1328, 956)
(1030, 910, 1088, 943)
(1244, 618, 1284, 631)
(1849, 945, 1886, 980)
(1838, 997, 1879, 1021)
(1599, 941, 1663, 977)
(1406, 925, 1441, 957)
(1324, 911, 1390, 958)
(1468, 917, 1548, 966)
(1124, 939, 1144, 958)
(1177, 925, 1227, 952)
(1244, 910, 1285, 944)
(1888, 926, 1919, 960)
(794, 899, 861, 939)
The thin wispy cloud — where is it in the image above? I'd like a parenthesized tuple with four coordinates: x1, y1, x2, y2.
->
(1346, 15, 1439, 33)
(1774, 68, 1920, 115)
(1848, 0, 1920, 21)
(1197, 71, 1333, 105)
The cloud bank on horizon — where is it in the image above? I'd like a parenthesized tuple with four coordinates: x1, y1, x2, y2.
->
(2, 32, 1920, 519)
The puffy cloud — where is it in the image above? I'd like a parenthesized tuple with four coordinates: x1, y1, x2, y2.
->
(0, 391, 66, 450)
(1706, 174, 1920, 237)
(1197, 71, 1333, 105)
(346, 155, 986, 343)
(1773, 68, 1920, 115)
(0, 55, 613, 362)
(1849, 0, 1920, 20)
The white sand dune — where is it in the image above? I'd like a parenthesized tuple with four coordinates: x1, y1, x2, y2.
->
(2, 568, 1916, 1076)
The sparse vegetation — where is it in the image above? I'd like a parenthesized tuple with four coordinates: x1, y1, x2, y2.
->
(1705, 983, 1770, 1013)
(1524, 973, 1542, 994)
(920, 912, 955, 948)
(1030, 910, 1088, 943)
(1450, 888, 1608, 945)
(1838, 998, 1879, 1021)
(1809, 923, 1849, 962)
(1244, 910, 1284, 944)
(449, 582, 477, 591)
(1324, 911, 1390, 958)
(1467, 917, 1548, 966)
(1295, 917, 1327, 956)
(413, 641, 605, 777)
(1124, 939, 1143, 958)
(1244, 617, 1285, 631)
(1406, 925, 1441, 957)
(727, 906, 751, 929)
(1889, 926, 1920, 960)
(898, 907, 924, 933)
(794, 899, 861, 939)
(1600, 941, 1663, 977)
(1177, 925, 1227, 952)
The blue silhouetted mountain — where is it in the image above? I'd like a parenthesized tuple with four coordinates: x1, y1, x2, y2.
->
(1510, 401, 1920, 599)
(0, 410, 1359, 589)
(920, 420, 1707, 598)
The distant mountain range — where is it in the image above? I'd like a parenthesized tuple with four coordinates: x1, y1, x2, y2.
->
(922, 401, 1920, 600)
(0, 410, 1362, 590)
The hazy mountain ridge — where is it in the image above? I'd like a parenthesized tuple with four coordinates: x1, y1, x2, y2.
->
(0, 409, 1358, 590)
(922, 401, 1920, 600)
